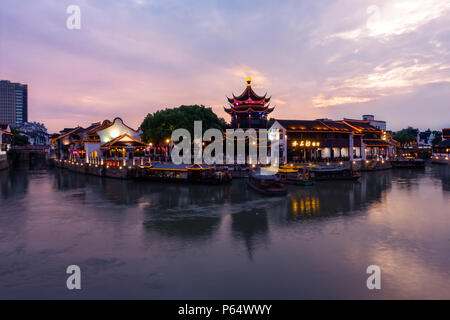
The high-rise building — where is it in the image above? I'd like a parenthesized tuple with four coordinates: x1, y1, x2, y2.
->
(0, 80, 28, 127)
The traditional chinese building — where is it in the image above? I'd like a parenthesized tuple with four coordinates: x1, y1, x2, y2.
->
(52, 118, 147, 164)
(225, 77, 274, 129)
(270, 116, 394, 163)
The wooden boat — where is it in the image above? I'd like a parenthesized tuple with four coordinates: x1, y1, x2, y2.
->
(247, 171, 287, 196)
(140, 163, 232, 184)
(306, 165, 360, 181)
(390, 158, 425, 168)
(276, 168, 314, 186)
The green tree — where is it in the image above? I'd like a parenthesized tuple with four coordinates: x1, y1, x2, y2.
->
(432, 131, 442, 146)
(393, 127, 417, 147)
(140, 105, 227, 144)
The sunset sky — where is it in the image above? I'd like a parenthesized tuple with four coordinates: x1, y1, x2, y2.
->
(1, 0, 449, 132)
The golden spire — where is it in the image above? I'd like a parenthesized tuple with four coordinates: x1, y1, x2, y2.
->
(246, 77, 251, 86)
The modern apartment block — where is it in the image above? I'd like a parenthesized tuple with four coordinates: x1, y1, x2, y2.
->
(0, 80, 28, 127)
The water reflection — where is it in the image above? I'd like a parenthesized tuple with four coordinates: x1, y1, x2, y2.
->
(1, 166, 450, 299)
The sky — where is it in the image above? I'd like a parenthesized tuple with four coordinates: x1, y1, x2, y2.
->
(1, 0, 449, 133)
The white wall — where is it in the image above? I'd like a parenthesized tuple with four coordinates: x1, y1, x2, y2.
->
(97, 118, 141, 144)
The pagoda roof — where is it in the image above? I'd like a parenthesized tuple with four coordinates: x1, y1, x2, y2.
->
(224, 105, 275, 115)
(227, 77, 271, 104)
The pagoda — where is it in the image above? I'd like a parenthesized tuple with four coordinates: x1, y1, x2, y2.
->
(225, 77, 274, 129)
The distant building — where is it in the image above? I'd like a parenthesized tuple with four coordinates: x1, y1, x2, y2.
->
(16, 122, 49, 146)
(0, 80, 28, 127)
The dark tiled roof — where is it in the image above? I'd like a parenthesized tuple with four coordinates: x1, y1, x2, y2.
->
(277, 120, 338, 132)
(321, 120, 353, 132)
(340, 120, 380, 132)
(0, 123, 9, 130)
(363, 139, 391, 147)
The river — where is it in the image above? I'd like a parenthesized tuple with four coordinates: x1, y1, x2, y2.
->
(1, 165, 449, 299)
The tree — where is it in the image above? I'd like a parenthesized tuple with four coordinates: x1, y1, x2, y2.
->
(393, 127, 417, 147)
(432, 131, 442, 146)
(11, 128, 29, 146)
(140, 105, 227, 144)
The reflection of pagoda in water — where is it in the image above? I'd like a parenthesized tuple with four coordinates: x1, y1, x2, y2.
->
(225, 77, 274, 129)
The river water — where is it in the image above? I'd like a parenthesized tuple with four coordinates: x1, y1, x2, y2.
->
(1, 165, 449, 299)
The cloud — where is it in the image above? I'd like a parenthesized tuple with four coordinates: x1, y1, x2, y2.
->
(312, 60, 450, 107)
(1, 0, 449, 132)
(327, 0, 450, 41)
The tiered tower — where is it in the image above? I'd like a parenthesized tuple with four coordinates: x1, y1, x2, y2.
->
(224, 77, 274, 129)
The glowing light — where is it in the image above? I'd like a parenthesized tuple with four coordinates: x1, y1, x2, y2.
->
(111, 129, 120, 139)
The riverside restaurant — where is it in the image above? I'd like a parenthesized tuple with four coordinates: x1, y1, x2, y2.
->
(270, 116, 395, 164)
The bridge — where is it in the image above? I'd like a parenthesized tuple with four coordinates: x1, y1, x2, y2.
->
(11, 146, 49, 165)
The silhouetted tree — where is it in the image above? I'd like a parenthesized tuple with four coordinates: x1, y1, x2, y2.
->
(140, 105, 227, 144)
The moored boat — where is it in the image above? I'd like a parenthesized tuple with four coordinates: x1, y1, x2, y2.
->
(306, 165, 360, 181)
(247, 171, 287, 196)
(140, 163, 232, 184)
(390, 158, 426, 168)
(276, 168, 314, 186)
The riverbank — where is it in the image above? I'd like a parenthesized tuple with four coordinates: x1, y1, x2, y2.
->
(53, 159, 136, 179)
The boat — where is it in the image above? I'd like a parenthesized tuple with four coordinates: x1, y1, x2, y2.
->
(276, 168, 314, 186)
(390, 158, 426, 168)
(306, 165, 360, 181)
(140, 163, 232, 184)
(247, 171, 287, 196)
